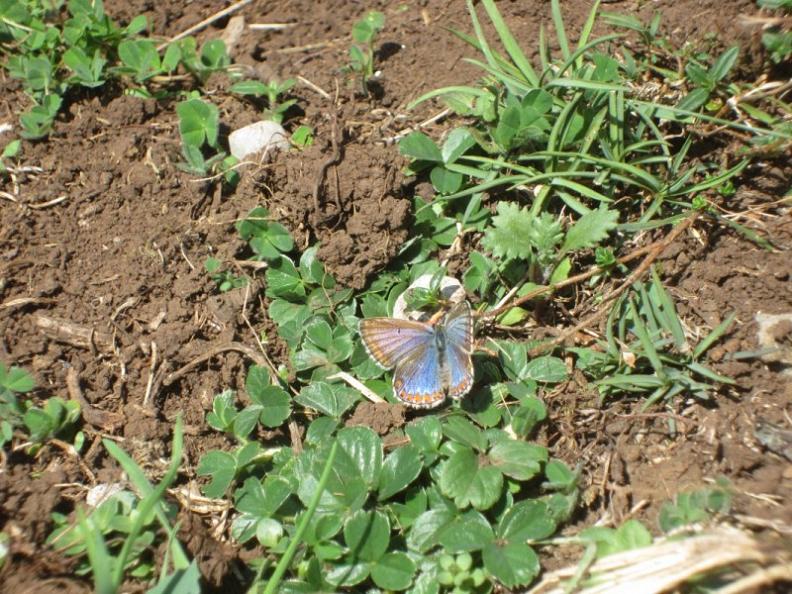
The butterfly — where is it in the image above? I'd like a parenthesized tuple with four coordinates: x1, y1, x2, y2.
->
(359, 301, 475, 408)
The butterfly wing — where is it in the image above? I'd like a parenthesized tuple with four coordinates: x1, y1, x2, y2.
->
(441, 301, 475, 399)
(392, 333, 446, 408)
(359, 318, 434, 369)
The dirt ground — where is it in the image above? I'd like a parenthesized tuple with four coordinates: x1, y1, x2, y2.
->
(1, 0, 790, 592)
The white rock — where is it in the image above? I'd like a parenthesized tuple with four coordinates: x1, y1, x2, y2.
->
(86, 482, 125, 507)
(229, 120, 289, 160)
(392, 274, 466, 321)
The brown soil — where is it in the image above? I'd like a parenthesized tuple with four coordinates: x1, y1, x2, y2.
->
(1, 0, 789, 592)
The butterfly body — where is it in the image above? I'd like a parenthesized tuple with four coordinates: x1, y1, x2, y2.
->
(359, 301, 474, 408)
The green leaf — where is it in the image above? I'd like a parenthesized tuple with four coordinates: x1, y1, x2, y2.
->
(482, 202, 533, 261)
(523, 356, 568, 383)
(253, 387, 291, 428)
(488, 440, 546, 480)
(439, 447, 503, 510)
(117, 39, 160, 81)
(405, 417, 442, 454)
(482, 541, 539, 588)
(176, 98, 219, 148)
(147, 560, 201, 594)
(371, 552, 416, 590)
(581, 519, 653, 557)
(230, 80, 269, 95)
(337, 426, 382, 489)
(430, 165, 463, 194)
(295, 382, 357, 418)
(561, 208, 619, 254)
(297, 443, 367, 514)
(0, 364, 35, 392)
(344, 509, 390, 562)
(265, 257, 305, 299)
(407, 509, 454, 553)
(441, 127, 476, 164)
(23, 408, 54, 442)
(399, 131, 443, 162)
(709, 46, 739, 82)
(378, 444, 423, 500)
(196, 450, 236, 498)
(497, 500, 556, 541)
(437, 510, 494, 552)
(442, 416, 487, 451)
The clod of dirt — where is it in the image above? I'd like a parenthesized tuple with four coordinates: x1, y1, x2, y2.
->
(755, 312, 792, 373)
(347, 401, 405, 435)
(252, 139, 409, 288)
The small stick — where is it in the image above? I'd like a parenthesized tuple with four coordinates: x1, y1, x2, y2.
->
(143, 341, 158, 407)
(0, 296, 56, 310)
(66, 366, 123, 431)
(248, 23, 296, 31)
(483, 214, 698, 320)
(297, 75, 331, 100)
(156, 0, 253, 51)
(326, 371, 386, 404)
(163, 342, 271, 386)
(530, 213, 698, 355)
(34, 314, 114, 352)
(312, 114, 342, 212)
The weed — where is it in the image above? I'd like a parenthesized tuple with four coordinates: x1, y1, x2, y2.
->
(230, 78, 297, 124)
(345, 10, 385, 94)
(0, 362, 80, 453)
(204, 257, 247, 292)
(47, 417, 195, 593)
(758, 0, 792, 63)
(570, 269, 735, 413)
(176, 96, 238, 184)
(0, 0, 234, 138)
(0, 139, 21, 173)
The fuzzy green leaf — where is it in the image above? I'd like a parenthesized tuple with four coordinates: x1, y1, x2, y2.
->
(561, 207, 619, 254)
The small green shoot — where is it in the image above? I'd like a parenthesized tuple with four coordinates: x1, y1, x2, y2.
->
(47, 417, 192, 593)
(571, 269, 736, 411)
(758, 0, 792, 63)
(0, 139, 21, 173)
(175, 96, 238, 184)
(204, 257, 247, 292)
(291, 124, 314, 148)
(346, 11, 385, 94)
(230, 78, 297, 124)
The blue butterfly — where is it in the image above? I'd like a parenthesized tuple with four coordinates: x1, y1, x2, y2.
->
(359, 301, 474, 408)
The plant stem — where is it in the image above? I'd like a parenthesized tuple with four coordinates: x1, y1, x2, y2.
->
(263, 441, 339, 594)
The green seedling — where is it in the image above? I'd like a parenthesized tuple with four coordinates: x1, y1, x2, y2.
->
(47, 417, 192, 593)
(346, 10, 385, 94)
(236, 206, 295, 262)
(0, 362, 35, 447)
(204, 257, 247, 292)
(175, 96, 238, 184)
(658, 478, 732, 532)
(0, 140, 21, 174)
(570, 268, 736, 413)
(291, 124, 314, 148)
(230, 78, 297, 123)
(758, 0, 792, 63)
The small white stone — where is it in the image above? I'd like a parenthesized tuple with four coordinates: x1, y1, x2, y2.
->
(86, 482, 125, 508)
(392, 274, 466, 321)
(229, 120, 290, 160)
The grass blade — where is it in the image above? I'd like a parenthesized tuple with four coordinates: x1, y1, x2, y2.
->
(551, 0, 571, 60)
(693, 312, 736, 359)
(480, 0, 540, 85)
(263, 441, 339, 594)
